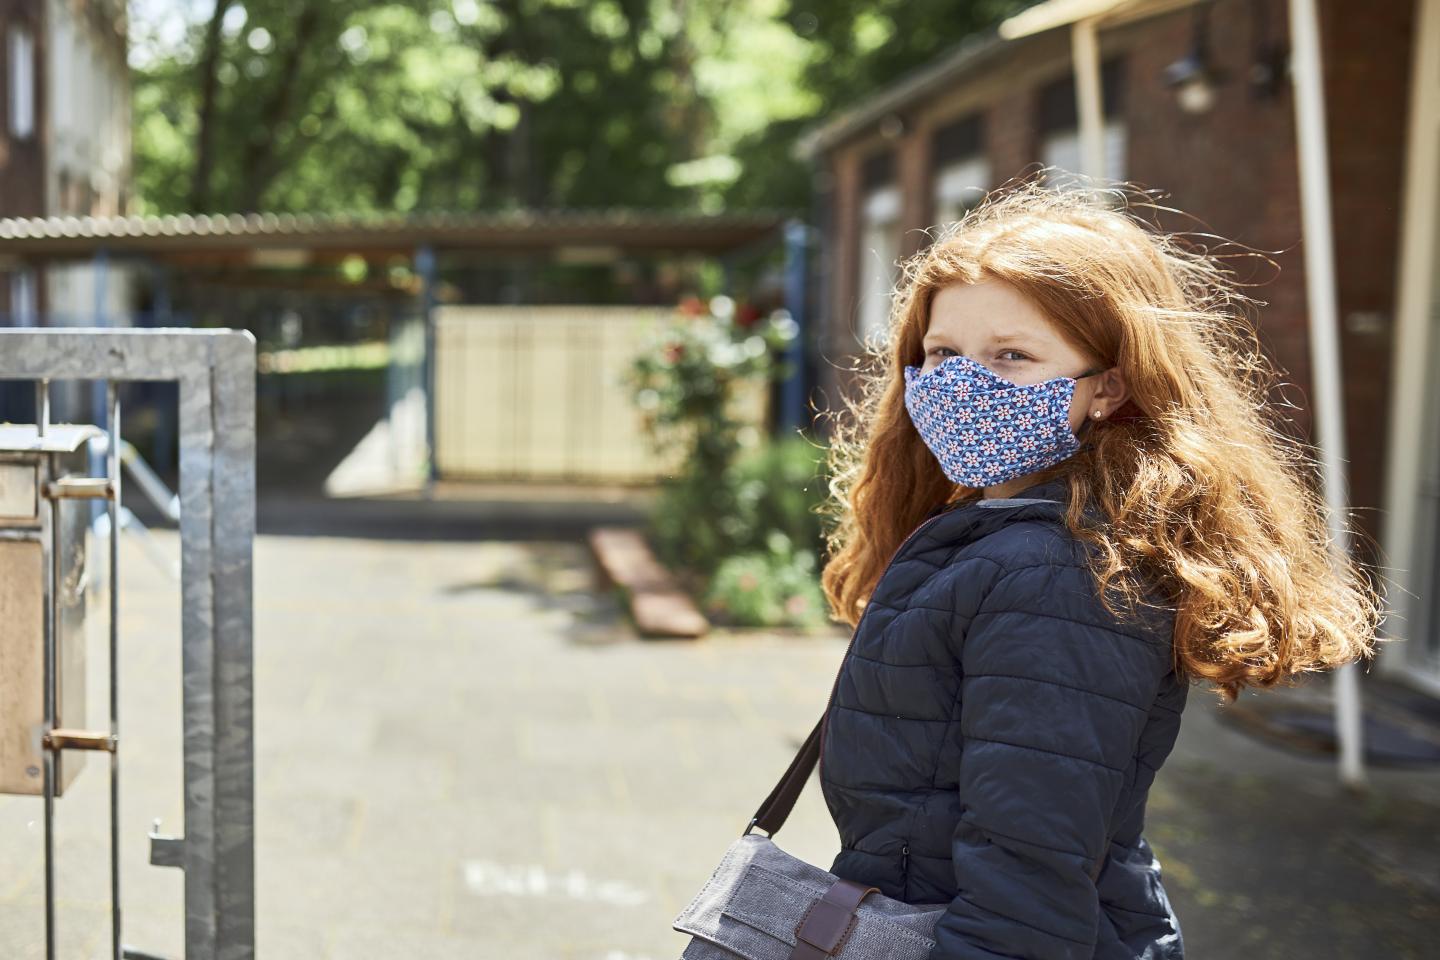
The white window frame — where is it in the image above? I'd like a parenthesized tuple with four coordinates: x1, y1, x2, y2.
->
(8, 24, 35, 140)
(856, 184, 902, 348)
(1380, 0, 1440, 694)
(1040, 120, 1127, 190)
(932, 155, 990, 230)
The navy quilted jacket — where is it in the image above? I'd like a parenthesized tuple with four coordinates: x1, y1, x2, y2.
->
(818, 476, 1189, 960)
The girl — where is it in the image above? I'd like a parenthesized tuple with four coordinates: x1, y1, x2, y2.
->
(814, 180, 1381, 960)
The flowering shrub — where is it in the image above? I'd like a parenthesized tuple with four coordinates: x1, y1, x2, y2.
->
(623, 298, 798, 577)
(622, 298, 834, 629)
(627, 297, 796, 461)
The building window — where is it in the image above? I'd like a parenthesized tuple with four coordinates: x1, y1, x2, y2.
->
(8, 24, 36, 140)
(930, 114, 989, 229)
(1036, 58, 1126, 189)
(8, 268, 37, 327)
(856, 150, 900, 347)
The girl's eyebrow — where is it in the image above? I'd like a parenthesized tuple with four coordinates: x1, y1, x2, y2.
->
(923, 331, 1041, 347)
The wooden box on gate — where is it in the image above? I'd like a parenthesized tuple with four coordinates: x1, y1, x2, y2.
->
(0, 424, 98, 797)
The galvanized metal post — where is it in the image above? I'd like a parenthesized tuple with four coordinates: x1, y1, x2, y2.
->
(42, 413, 58, 960)
(416, 245, 439, 486)
(780, 219, 810, 434)
(90, 248, 112, 531)
(106, 381, 123, 960)
(151, 260, 173, 326)
(1288, 0, 1366, 789)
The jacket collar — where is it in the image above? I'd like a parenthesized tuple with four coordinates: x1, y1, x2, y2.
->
(925, 476, 1069, 521)
(976, 476, 1071, 507)
(921, 475, 1108, 537)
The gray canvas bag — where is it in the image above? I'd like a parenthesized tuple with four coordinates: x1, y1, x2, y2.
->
(671, 717, 948, 960)
(672, 712, 1114, 959)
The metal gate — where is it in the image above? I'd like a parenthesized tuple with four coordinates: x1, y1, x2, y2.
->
(0, 329, 256, 959)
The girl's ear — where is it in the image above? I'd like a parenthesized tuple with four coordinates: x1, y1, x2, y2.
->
(1092, 368, 1130, 417)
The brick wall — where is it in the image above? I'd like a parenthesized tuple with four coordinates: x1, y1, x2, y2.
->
(1323, 0, 1415, 554)
(0, 0, 47, 321)
(811, 0, 1414, 557)
(0, 0, 45, 218)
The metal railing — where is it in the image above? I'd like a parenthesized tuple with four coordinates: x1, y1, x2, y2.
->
(0, 328, 256, 960)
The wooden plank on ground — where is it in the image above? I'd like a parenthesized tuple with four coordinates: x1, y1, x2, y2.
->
(588, 527, 709, 638)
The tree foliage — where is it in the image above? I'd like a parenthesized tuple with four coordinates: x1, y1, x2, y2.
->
(130, 0, 1028, 215)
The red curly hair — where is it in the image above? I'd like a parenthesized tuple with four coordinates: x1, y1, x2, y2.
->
(818, 178, 1384, 704)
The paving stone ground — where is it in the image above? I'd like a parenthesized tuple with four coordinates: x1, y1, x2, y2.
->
(2, 525, 1437, 959)
(0, 529, 846, 960)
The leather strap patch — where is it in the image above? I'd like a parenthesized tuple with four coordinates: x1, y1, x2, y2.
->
(789, 877, 879, 959)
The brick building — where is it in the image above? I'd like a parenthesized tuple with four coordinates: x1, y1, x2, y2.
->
(0, 0, 131, 329)
(0, 0, 45, 322)
(797, 0, 1439, 693)
(0, 0, 132, 423)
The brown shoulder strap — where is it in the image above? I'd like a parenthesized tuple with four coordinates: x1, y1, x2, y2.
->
(745, 716, 823, 837)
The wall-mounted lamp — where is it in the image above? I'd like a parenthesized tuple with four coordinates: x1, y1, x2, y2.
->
(1162, 1, 1222, 114)
(1247, 43, 1289, 99)
(1247, 0, 1289, 100)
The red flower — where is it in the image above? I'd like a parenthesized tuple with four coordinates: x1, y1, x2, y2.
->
(735, 303, 762, 328)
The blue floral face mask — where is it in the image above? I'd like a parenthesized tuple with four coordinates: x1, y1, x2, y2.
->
(902, 353, 1108, 487)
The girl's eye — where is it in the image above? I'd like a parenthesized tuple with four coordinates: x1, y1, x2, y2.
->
(926, 346, 1030, 362)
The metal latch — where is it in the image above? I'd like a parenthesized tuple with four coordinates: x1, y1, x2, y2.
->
(149, 819, 185, 870)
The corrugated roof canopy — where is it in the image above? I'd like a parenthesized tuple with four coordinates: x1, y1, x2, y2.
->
(0, 208, 791, 261)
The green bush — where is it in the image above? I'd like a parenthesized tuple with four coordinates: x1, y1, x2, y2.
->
(647, 472, 733, 577)
(725, 434, 828, 559)
(702, 531, 830, 629)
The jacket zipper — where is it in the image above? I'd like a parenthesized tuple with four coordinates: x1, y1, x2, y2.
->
(816, 494, 1057, 886)
(816, 503, 966, 785)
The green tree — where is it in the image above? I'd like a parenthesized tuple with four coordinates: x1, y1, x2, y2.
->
(717, 0, 1032, 209)
(130, 0, 1027, 216)
(134, 0, 720, 214)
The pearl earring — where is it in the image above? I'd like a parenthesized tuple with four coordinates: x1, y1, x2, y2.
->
(1092, 410, 1104, 419)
